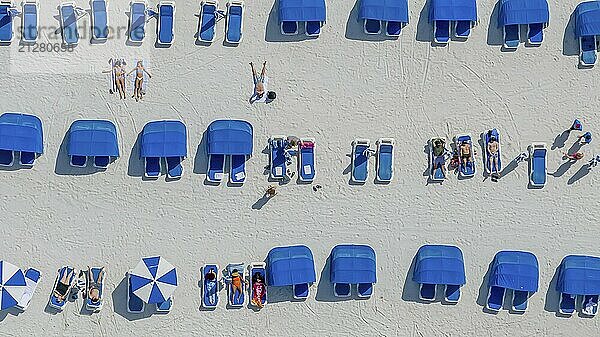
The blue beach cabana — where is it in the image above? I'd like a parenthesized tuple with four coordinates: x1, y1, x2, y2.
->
(429, 0, 477, 42)
(498, 0, 549, 48)
(556, 255, 600, 316)
(279, 0, 326, 36)
(68, 120, 119, 169)
(267, 245, 316, 300)
(486, 250, 539, 312)
(359, 0, 408, 36)
(413, 245, 466, 303)
(140, 120, 187, 179)
(575, 1, 600, 66)
(206, 119, 253, 184)
(0, 112, 43, 166)
(330, 244, 376, 298)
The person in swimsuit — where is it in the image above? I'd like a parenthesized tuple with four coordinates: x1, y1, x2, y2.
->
(432, 138, 447, 176)
(204, 268, 218, 305)
(460, 141, 472, 166)
(251, 272, 266, 308)
(128, 61, 152, 102)
(250, 61, 267, 103)
(87, 267, 105, 304)
(53, 268, 75, 303)
(487, 136, 500, 175)
(230, 269, 243, 300)
(103, 59, 126, 99)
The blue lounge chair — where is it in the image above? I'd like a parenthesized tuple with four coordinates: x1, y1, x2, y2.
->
(0, 2, 14, 43)
(445, 284, 460, 303)
(145, 157, 160, 178)
(269, 136, 287, 180)
(60, 2, 79, 46)
(86, 267, 105, 312)
(559, 293, 576, 315)
(583, 295, 599, 316)
(420, 283, 436, 301)
(357, 283, 373, 298)
(94, 156, 109, 168)
(20, 151, 36, 166)
(70, 155, 87, 167)
(364, 19, 380, 34)
(198, 0, 217, 43)
(486, 286, 505, 311)
(456, 134, 475, 178)
(527, 23, 543, 45)
(376, 138, 394, 182)
(127, 272, 145, 313)
(157, 1, 175, 45)
(512, 290, 528, 312)
(386, 21, 402, 37)
(207, 154, 225, 182)
(201, 264, 219, 309)
(0, 149, 13, 166)
(156, 297, 172, 313)
(166, 156, 183, 179)
(455, 20, 471, 38)
(16, 268, 41, 310)
(580, 36, 597, 66)
(334, 283, 351, 297)
(434, 20, 450, 43)
(529, 142, 547, 187)
(281, 21, 297, 35)
(225, 1, 243, 44)
(249, 262, 267, 308)
(129, 0, 147, 43)
(91, 0, 108, 41)
(430, 137, 447, 181)
(225, 263, 245, 307)
(21, 0, 38, 42)
(229, 155, 246, 184)
(293, 283, 309, 300)
(305, 21, 321, 36)
(351, 139, 370, 183)
(299, 138, 315, 182)
(504, 24, 519, 49)
(49, 266, 75, 311)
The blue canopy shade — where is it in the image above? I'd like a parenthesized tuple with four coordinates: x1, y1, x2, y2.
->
(575, 1, 600, 37)
(557, 255, 600, 295)
(330, 244, 377, 284)
(489, 251, 539, 292)
(141, 120, 187, 158)
(68, 120, 119, 157)
(0, 113, 43, 153)
(499, 0, 549, 26)
(413, 245, 466, 285)
(429, 0, 477, 22)
(267, 245, 316, 286)
(279, 0, 326, 22)
(359, 0, 409, 23)
(207, 120, 253, 155)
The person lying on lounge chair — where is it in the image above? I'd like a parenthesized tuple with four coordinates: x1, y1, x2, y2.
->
(251, 272, 266, 308)
(205, 268, 217, 282)
(250, 61, 267, 101)
(432, 138, 447, 176)
(231, 269, 244, 297)
(54, 268, 75, 303)
(487, 136, 500, 174)
(87, 267, 105, 304)
(128, 61, 152, 102)
(460, 141, 472, 165)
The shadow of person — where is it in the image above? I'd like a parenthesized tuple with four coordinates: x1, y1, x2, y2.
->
(486, 1, 504, 47)
(252, 194, 271, 210)
(562, 10, 579, 57)
(551, 159, 575, 178)
(551, 130, 571, 150)
(568, 163, 592, 185)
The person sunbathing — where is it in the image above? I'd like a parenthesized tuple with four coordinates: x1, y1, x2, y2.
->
(487, 136, 500, 174)
(250, 61, 267, 98)
(432, 138, 447, 176)
(53, 268, 75, 303)
(251, 272, 266, 308)
(102, 59, 127, 99)
(128, 61, 152, 102)
(460, 141, 472, 166)
(231, 269, 243, 299)
(205, 268, 218, 304)
(87, 267, 105, 304)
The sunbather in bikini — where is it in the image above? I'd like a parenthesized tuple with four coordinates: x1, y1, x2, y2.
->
(460, 141, 472, 166)
(128, 61, 152, 102)
(251, 272, 266, 308)
(87, 267, 105, 304)
(231, 269, 243, 300)
(53, 268, 75, 303)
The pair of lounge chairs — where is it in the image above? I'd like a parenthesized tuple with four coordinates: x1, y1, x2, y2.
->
(59, 1, 108, 45)
(145, 156, 184, 179)
(198, 1, 244, 44)
(363, 19, 403, 36)
(71, 155, 112, 168)
(207, 154, 248, 184)
(580, 35, 598, 66)
(334, 282, 373, 298)
(560, 293, 598, 316)
(0, 0, 16, 43)
(281, 20, 322, 36)
(351, 138, 394, 183)
(128, 1, 175, 45)
(433, 20, 472, 43)
(269, 136, 316, 182)
(0, 0, 39, 43)
(486, 286, 529, 312)
(503, 23, 544, 49)
(0, 149, 37, 166)
(126, 271, 172, 313)
(529, 142, 546, 188)
(419, 283, 461, 303)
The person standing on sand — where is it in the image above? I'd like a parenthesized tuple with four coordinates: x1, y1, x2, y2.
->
(578, 132, 593, 145)
(128, 61, 152, 102)
(564, 152, 584, 162)
(569, 119, 583, 132)
(265, 185, 277, 198)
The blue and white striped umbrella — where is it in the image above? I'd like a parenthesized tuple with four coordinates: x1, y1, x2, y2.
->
(0, 261, 26, 310)
(130, 256, 177, 304)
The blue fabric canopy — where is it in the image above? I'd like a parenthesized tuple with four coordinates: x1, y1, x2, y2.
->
(141, 120, 187, 158)
(207, 120, 253, 155)
(279, 0, 326, 22)
(489, 251, 539, 292)
(330, 244, 377, 284)
(413, 245, 466, 285)
(429, 0, 477, 22)
(557, 255, 600, 295)
(267, 245, 316, 286)
(498, 0, 549, 26)
(359, 0, 409, 23)
(68, 120, 119, 157)
(0, 113, 43, 153)
(575, 1, 600, 37)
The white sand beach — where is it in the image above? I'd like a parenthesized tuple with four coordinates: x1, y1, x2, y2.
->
(1, 0, 599, 335)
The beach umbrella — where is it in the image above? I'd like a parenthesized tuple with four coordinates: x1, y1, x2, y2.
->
(0, 261, 26, 310)
(130, 256, 177, 304)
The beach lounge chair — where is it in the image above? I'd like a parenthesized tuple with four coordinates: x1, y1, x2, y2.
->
(145, 157, 160, 178)
(293, 283, 309, 300)
(445, 284, 460, 303)
(386, 21, 402, 36)
(198, 0, 217, 43)
(70, 155, 87, 167)
(455, 20, 471, 38)
(94, 156, 109, 168)
(157, 1, 175, 45)
(85, 267, 105, 312)
(503, 24, 519, 49)
(299, 138, 315, 182)
(166, 156, 183, 179)
(156, 297, 172, 313)
(580, 36, 597, 66)
(0, 1, 14, 43)
(376, 138, 394, 182)
(128, 0, 147, 43)
(486, 286, 505, 311)
(16, 268, 41, 310)
(420, 283, 436, 301)
(225, 263, 245, 307)
(21, 0, 38, 42)
(127, 272, 145, 313)
(512, 290, 529, 312)
(229, 155, 247, 184)
(559, 293, 576, 315)
(334, 283, 351, 297)
(249, 262, 267, 308)
(49, 266, 75, 311)
(0, 150, 13, 166)
(207, 154, 225, 183)
(269, 136, 287, 180)
(434, 20, 450, 43)
(456, 134, 475, 178)
(201, 264, 219, 309)
(59, 2, 79, 46)
(225, 1, 243, 44)
(529, 142, 547, 187)
(20, 151, 36, 166)
(305, 21, 321, 36)
(527, 23, 543, 45)
(364, 19, 381, 34)
(91, 0, 108, 41)
(582, 295, 599, 316)
(357, 283, 373, 298)
(281, 21, 298, 35)
(351, 139, 370, 183)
